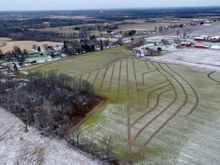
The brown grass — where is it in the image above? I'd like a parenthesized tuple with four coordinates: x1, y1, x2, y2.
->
(0, 39, 63, 53)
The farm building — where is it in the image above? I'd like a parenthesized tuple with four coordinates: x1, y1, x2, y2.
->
(194, 35, 210, 41)
(194, 45, 210, 49)
(179, 41, 193, 47)
(133, 47, 161, 57)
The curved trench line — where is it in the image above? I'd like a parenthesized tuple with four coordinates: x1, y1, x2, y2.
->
(142, 61, 159, 85)
(135, 87, 176, 141)
(142, 69, 158, 85)
(145, 61, 150, 70)
(137, 62, 189, 153)
(132, 63, 175, 127)
(208, 71, 220, 85)
(144, 83, 170, 110)
(134, 87, 173, 140)
(165, 64, 199, 115)
(132, 84, 172, 126)
(139, 80, 167, 92)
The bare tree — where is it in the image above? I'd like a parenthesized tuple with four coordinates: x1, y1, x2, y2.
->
(102, 136, 113, 161)
(74, 128, 82, 147)
(43, 44, 48, 50)
(32, 44, 37, 50)
(0, 49, 3, 59)
(176, 30, 180, 36)
(183, 31, 187, 38)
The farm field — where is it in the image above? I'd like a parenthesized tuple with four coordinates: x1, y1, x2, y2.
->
(114, 18, 192, 32)
(0, 38, 63, 53)
(23, 47, 220, 164)
(146, 48, 220, 71)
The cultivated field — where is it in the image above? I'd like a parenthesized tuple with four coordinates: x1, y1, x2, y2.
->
(0, 38, 63, 53)
(23, 47, 220, 164)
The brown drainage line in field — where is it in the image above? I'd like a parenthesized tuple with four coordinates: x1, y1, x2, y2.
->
(208, 71, 220, 85)
(137, 62, 189, 153)
(145, 61, 150, 70)
(165, 64, 199, 115)
(132, 84, 172, 126)
(134, 87, 173, 140)
(132, 83, 171, 126)
(132, 58, 141, 109)
(138, 80, 168, 92)
(92, 70, 100, 86)
(144, 83, 171, 110)
(108, 60, 116, 90)
(99, 63, 111, 89)
(117, 59, 122, 99)
(126, 57, 132, 154)
(141, 69, 158, 86)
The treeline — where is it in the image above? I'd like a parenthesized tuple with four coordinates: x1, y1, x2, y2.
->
(0, 46, 28, 64)
(62, 37, 111, 55)
(0, 71, 97, 137)
(0, 17, 108, 41)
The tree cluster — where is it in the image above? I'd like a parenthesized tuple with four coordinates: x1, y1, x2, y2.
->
(0, 71, 97, 137)
(1, 46, 28, 64)
(62, 37, 109, 55)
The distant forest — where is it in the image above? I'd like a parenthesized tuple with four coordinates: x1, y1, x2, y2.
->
(0, 7, 220, 41)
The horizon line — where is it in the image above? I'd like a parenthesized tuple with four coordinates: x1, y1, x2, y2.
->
(0, 6, 220, 12)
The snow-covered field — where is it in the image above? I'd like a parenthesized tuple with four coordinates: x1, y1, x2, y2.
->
(0, 108, 100, 165)
(146, 48, 220, 71)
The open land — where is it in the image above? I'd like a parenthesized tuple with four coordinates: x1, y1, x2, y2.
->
(0, 108, 100, 165)
(23, 47, 220, 164)
(0, 37, 63, 53)
(146, 48, 220, 71)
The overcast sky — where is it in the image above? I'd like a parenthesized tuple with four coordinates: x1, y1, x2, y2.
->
(0, 0, 220, 11)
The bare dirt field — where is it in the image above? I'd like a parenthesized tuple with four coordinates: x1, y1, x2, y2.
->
(0, 38, 63, 53)
(0, 37, 12, 47)
(0, 108, 100, 165)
